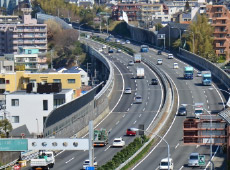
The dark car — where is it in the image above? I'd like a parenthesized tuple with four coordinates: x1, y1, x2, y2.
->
(178, 106, 187, 116)
(151, 78, 158, 85)
(157, 50, 162, 55)
(126, 129, 136, 136)
(108, 49, 114, 53)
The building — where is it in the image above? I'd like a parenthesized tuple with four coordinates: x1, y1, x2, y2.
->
(0, 8, 47, 56)
(0, 15, 21, 24)
(206, 4, 230, 61)
(0, 70, 86, 103)
(183, 115, 227, 145)
(2, 87, 74, 134)
(139, 3, 163, 21)
(4, 46, 48, 72)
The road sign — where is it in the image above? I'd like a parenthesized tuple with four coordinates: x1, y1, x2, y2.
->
(157, 34, 165, 39)
(0, 139, 28, 151)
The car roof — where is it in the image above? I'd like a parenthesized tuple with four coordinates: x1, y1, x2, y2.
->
(136, 95, 142, 97)
(152, 78, 157, 80)
(125, 87, 131, 89)
(190, 152, 199, 156)
(114, 137, 122, 140)
(161, 158, 173, 162)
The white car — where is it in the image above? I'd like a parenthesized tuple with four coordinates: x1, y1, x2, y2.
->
(168, 54, 174, 59)
(98, 48, 103, 52)
(135, 95, 142, 103)
(82, 159, 98, 169)
(197, 71, 202, 77)
(126, 40, 130, 44)
(159, 158, 173, 170)
(112, 138, 125, 147)
(173, 63, 178, 69)
(102, 44, 107, 49)
(128, 60, 135, 66)
(124, 87, 132, 94)
(157, 59, 163, 65)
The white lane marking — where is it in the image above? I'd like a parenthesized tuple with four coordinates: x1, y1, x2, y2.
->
(123, 114, 125, 117)
(196, 145, 200, 148)
(104, 145, 111, 151)
(146, 102, 148, 105)
(116, 121, 119, 125)
(135, 80, 136, 83)
(143, 108, 145, 111)
(65, 157, 74, 164)
(136, 87, 137, 90)
(207, 100, 209, 104)
(175, 143, 179, 149)
(179, 166, 184, 170)
(109, 128, 112, 132)
(133, 71, 179, 170)
(133, 120, 137, 124)
(127, 108, 130, 112)
(139, 114, 142, 117)
(148, 96, 149, 100)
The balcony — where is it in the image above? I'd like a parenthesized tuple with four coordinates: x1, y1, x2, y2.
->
(214, 29, 228, 34)
(214, 37, 226, 40)
(216, 43, 226, 48)
(212, 23, 227, 26)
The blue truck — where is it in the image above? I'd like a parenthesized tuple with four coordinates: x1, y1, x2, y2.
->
(201, 71, 212, 86)
(184, 66, 194, 79)
(140, 45, 149, 52)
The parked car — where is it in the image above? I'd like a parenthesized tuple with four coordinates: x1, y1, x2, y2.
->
(151, 78, 159, 85)
(135, 95, 142, 103)
(177, 105, 187, 116)
(112, 138, 125, 147)
(83, 159, 98, 169)
(124, 87, 132, 94)
(126, 40, 130, 44)
(108, 49, 114, 53)
(126, 128, 136, 136)
(128, 60, 135, 66)
(157, 50, 162, 55)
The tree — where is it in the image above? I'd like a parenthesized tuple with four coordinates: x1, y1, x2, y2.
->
(0, 119, 12, 137)
(45, 19, 62, 42)
(185, 14, 216, 60)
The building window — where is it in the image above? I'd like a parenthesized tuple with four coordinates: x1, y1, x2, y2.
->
(43, 100, 48, 110)
(68, 79, 75, 84)
(53, 79, 61, 83)
(12, 99, 19, 106)
(5, 80, 10, 84)
(12, 116, 19, 123)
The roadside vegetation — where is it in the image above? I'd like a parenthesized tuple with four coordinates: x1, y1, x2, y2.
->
(0, 119, 12, 138)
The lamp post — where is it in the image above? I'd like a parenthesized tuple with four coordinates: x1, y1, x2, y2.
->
(130, 128, 170, 170)
(79, 23, 87, 41)
(183, 104, 214, 169)
(168, 25, 171, 50)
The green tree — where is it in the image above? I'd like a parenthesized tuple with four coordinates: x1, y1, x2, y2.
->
(184, 14, 216, 61)
(0, 119, 12, 137)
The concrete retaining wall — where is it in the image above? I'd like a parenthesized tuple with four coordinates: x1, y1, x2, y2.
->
(43, 45, 114, 138)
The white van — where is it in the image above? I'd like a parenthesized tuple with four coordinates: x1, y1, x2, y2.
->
(168, 54, 174, 59)
(157, 59, 163, 65)
(173, 63, 178, 69)
(159, 158, 173, 170)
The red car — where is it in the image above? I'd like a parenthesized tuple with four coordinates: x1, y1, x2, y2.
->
(126, 129, 136, 136)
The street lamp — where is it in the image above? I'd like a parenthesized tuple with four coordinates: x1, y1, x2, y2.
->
(168, 25, 171, 50)
(184, 30, 195, 54)
(208, 87, 229, 108)
(79, 23, 87, 41)
(171, 27, 182, 46)
(183, 104, 214, 170)
(130, 128, 171, 170)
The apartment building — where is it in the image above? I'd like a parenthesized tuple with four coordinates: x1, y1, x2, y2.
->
(139, 3, 163, 21)
(206, 5, 230, 61)
(0, 70, 87, 101)
(0, 15, 21, 24)
(2, 86, 74, 134)
(0, 8, 47, 56)
(4, 46, 48, 72)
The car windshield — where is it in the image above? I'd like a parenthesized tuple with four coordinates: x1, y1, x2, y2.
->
(84, 160, 90, 164)
(126, 88, 131, 90)
(114, 140, 121, 142)
(179, 107, 186, 111)
(161, 162, 169, 166)
(136, 96, 142, 99)
(190, 155, 198, 160)
(195, 110, 203, 113)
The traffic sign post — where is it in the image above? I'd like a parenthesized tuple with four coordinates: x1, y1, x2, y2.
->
(0, 139, 28, 151)
(157, 34, 165, 50)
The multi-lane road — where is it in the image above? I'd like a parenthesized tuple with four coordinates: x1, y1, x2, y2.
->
(27, 33, 226, 169)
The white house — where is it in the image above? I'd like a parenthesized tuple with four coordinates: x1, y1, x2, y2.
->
(3, 88, 73, 134)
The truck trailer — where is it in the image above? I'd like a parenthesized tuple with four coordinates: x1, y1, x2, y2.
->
(134, 53, 142, 63)
(201, 71, 212, 86)
(184, 66, 194, 79)
(136, 68, 145, 79)
(30, 151, 55, 170)
(93, 129, 109, 146)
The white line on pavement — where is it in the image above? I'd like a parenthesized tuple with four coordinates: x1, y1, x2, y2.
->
(175, 143, 179, 149)
(65, 157, 74, 164)
(104, 145, 111, 151)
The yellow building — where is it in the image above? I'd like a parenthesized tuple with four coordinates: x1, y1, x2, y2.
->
(0, 71, 82, 98)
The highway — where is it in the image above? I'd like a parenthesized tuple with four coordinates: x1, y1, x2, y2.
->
(122, 43, 225, 169)
(50, 38, 165, 169)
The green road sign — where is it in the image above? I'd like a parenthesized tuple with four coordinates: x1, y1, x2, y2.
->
(0, 139, 28, 151)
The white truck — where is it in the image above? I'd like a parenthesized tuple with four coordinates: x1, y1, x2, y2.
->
(194, 103, 204, 119)
(134, 53, 142, 63)
(30, 151, 55, 170)
(136, 68, 144, 79)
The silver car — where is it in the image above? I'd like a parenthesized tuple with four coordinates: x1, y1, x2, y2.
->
(135, 95, 142, 103)
(124, 87, 132, 94)
(128, 61, 135, 66)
